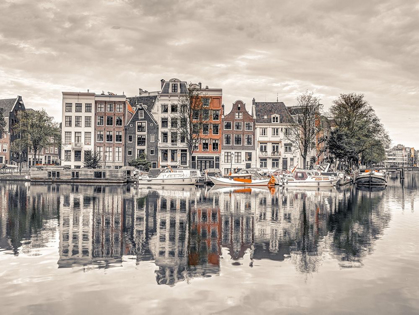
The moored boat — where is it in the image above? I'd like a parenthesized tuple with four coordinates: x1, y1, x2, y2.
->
(137, 168, 200, 185)
(209, 169, 275, 186)
(283, 170, 337, 187)
(355, 170, 387, 187)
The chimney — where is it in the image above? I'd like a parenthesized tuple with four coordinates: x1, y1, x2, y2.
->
(252, 97, 255, 105)
(161, 79, 165, 89)
(199, 82, 202, 89)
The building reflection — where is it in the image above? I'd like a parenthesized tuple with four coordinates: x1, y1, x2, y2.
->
(0, 181, 396, 284)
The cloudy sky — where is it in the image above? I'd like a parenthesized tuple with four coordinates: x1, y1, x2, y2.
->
(1, 0, 418, 147)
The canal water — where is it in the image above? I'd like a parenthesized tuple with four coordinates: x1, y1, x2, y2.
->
(0, 173, 418, 314)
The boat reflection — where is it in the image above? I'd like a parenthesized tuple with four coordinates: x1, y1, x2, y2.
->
(0, 182, 395, 286)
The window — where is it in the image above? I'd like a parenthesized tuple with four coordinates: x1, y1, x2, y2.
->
(116, 104, 123, 112)
(85, 103, 92, 112)
(137, 135, 146, 146)
(137, 122, 146, 132)
(284, 128, 290, 136)
(162, 132, 168, 143)
(161, 149, 168, 162)
(234, 134, 242, 145)
(107, 103, 113, 112)
(137, 149, 145, 156)
(193, 124, 199, 134)
(203, 110, 210, 121)
(107, 116, 113, 126)
(106, 131, 113, 142)
(85, 132, 91, 145)
(245, 135, 253, 146)
(65, 116, 72, 127)
(128, 150, 132, 156)
(171, 132, 177, 144)
(272, 143, 280, 153)
(203, 124, 209, 135)
(224, 134, 231, 145)
(115, 131, 122, 142)
(260, 128, 267, 136)
(245, 152, 252, 161)
(212, 124, 219, 135)
(213, 110, 220, 120)
(234, 122, 242, 130)
(75, 116, 82, 127)
(272, 115, 279, 123)
(172, 84, 178, 93)
(285, 144, 292, 153)
(97, 131, 104, 142)
(202, 98, 210, 107)
(75, 103, 82, 112)
(171, 118, 178, 128)
(180, 134, 186, 143)
(245, 122, 253, 131)
(65, 103, 72, 112)
(128, 135, 133, 143)
(224, 152, 231, 163)
(150, 149, 155, 155)
(272, 159, 279, 168)
(65, 132, 71, 145)
(161, 118, 168, 128)
(171, 150, 177, 162)
(85, 116, 91, 127)
(193, 110, 199, 120)
(212, 139, 219, 151)
(97, 147, 103, 160)
(74, 150, 82, 162)
(161, 104, 168, 113)
(64, 150, 71, 161)
(97, 103, 104, 112)
(115, 147, 122, 162)
(97, 116, 104, 126)
(234, 152, 241, 163)
(272, 128, 279, 136)
(150, 134, 155, 142)
(260, 143, 267, 152)
(171, 104, 178, 113)
(260, 158, 267, 168)
(224, 121, 232, 130)
(74, 132, 81, 143)
(105, 147, 112, 161)
(115, 117, 122, 126)
(235, 112, 243, 119)
(202, 139, 209, 151)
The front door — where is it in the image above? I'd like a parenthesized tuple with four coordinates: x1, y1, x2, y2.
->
(282, 158, 288, 170)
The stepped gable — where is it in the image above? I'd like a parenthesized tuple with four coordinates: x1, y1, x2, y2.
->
(253, 101, 294, 124)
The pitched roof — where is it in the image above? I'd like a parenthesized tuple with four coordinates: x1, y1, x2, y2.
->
(161, 79, 188, 94)
(254, 101, 294, 124)
(0, 98, 17, 117)
(127, 95, 157, 112)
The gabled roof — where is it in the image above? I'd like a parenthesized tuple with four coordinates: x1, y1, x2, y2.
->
(125, 104, 158, 126)
(0, 98, 17, 117)
(254, 101, 294, 124)
(127, 95, 157, 112)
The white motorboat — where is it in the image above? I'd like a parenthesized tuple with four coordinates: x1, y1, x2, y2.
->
(355, 170, 387, 187)
(137, 168, 200, 185)
(209, 169, 276, 186)
(283, 170, 337, 187)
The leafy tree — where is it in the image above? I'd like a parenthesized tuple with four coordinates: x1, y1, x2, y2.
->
(286, 91, 324, 169)
(83, 150, 101, 168)
(11, 109, 61, 167)
(177, 84, 205, 168)
(129, 153, 151, 171)
(328, 93, 390, 167)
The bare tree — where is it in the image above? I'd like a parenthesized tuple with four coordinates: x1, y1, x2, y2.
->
(286, 92, 324, 169)
(177, 84, 205, 168)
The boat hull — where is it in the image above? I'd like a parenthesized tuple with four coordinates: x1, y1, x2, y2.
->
(355, 174, 387, 186)
(209, 176, 271, 186)
(137, 177, 197, 185)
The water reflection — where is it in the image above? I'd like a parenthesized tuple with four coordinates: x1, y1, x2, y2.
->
(0, 175, 415, 285)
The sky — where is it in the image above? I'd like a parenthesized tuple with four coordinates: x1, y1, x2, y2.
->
(1, 0, 418, 148)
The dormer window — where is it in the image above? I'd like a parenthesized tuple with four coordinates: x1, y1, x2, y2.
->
(238, 104, 241, 111)
(272, 115, 280, 123)
(172, 84, 178, 93)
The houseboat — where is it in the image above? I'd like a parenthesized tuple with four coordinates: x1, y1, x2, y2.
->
(355, 170, 387, 187)
(29, 166, 134, 184)
(282, 170, 337, 187)
(137, 168, 200, 185)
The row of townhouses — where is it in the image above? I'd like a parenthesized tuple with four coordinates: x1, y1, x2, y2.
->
(60, 78, 328, 174)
